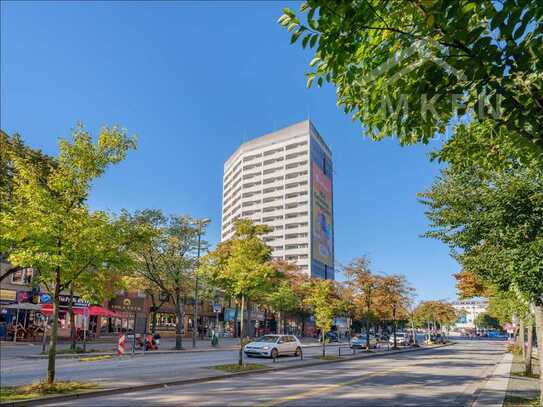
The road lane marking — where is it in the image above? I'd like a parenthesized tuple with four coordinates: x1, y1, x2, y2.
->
(262, 365, 407, 407)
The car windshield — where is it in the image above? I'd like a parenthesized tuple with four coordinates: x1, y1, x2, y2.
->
(255, 335, 279, 343)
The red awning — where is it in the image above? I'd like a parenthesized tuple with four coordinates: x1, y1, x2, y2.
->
(88, 305, 120, 318)
(40, 304, 85, 315)
(40, 304, 120, 318)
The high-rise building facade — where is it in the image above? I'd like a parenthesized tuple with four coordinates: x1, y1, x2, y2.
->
(221, 120, 334, 279)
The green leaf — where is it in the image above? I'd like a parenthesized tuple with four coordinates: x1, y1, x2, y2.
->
(309, 34, 318, 48)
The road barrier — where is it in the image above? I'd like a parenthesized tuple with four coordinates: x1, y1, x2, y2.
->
(117, 335, 126, 356)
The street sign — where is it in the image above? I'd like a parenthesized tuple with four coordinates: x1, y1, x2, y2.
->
(213, 304, 221, 313)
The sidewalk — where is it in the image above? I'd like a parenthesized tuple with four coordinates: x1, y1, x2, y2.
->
(503, 350, 540, 406)
(471, 352, 513, 407)
(1, 337, 346, 359)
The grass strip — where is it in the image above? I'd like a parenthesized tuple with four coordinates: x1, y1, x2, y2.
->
(503, 394, 540, 406)
(210, 363, 268, 373)
(79, 355, 113, 362)
(0, 381, 98, 402)
(314, 355, 339, 361)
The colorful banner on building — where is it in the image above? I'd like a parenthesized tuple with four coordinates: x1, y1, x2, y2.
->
(312, 162, 333, 267)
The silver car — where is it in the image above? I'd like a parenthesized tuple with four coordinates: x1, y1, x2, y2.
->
(244, 334, 303, 358)
(351, 335, 378, 349)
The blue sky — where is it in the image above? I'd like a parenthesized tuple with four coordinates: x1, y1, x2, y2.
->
(1, 1, 459, 301)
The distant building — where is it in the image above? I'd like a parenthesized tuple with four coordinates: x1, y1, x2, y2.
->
(221, 120, 334, 279)
(452, 298, 488, 330)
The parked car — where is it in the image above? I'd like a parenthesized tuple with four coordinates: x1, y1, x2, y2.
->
(319, 331, 339, 343)
(429, 333, 447, 344)
(389, 332, 408, 345)
(351, 335, 378, 349)
(244, 334, 302, 358)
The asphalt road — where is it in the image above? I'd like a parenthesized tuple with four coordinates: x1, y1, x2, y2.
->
(41, 340, 505, 406)
(0, 341, 356, 387)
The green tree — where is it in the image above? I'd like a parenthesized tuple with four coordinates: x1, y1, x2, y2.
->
(0, 125, 136, 384)
(266, 279, 299, 335)
(279, 2, 543, 165)
(125, 210, 207, 350)
(201, 219, 280, 365)
(414, 301, 457, 333)
(474, 312, 501, 330)
(420, 160, 543, 402)
(307, 278, 340, 357)
(0, 131, 57, 282)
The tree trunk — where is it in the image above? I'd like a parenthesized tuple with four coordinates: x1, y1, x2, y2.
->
(321, 329, 326, 357)
(532, 304, 543, 407)
(174, 296, 184, 350)
(233, 304, 239, 338)
(392, 306, 398, 348)
(246, 300, 251, 338)
(365, 313, 371, 352)
(525, 324, 533, 376)
(519, 320, 526, 361)
(239, 294, 245, 366)
(151, 311, 157, 334)
(47, 273, 61, 384)
(69, 287, 76, 351)
(282, 312, 287, 335)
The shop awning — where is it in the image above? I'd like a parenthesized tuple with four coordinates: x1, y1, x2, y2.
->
(88, 305, 120, 318)
(39, 304, 120, 317)
(40, 304, 85, 315)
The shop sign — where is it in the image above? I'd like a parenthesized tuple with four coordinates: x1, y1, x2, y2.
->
(16, 291, 30, 303)
(58, 295, 89, 307)
(111, 296, 144, 313)
(0, 289, 16, 302)
(39, 294, 52, 304)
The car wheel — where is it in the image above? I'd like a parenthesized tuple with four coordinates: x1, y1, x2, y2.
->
(294, 346, 302, 357)
(271, 348, 278, 359)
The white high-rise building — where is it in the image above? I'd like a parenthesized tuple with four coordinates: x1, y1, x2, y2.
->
(221, 120, 334, 279)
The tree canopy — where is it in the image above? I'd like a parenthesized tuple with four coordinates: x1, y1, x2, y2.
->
(279, 1, 543, 165)
(0, 125, 136, 383)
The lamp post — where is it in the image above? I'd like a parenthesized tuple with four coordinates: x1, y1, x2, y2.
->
(192, 218, 210, 348)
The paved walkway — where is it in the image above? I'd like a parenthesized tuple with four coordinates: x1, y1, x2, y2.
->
(504, 350, 540, 405)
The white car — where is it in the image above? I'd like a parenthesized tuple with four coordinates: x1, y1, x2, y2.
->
(389, 332, 408, 345)
(244, 334, 303, 358)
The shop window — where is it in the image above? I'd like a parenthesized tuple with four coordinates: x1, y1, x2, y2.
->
(11, 268, 34, 285)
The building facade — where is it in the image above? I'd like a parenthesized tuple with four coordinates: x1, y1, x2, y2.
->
(452, 298, 489, 330)
(221, 120, 334, 279)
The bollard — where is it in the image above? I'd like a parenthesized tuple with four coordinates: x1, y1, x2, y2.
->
(117, 334, 126, 356)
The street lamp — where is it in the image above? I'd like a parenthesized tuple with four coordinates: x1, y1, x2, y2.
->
(192, 218, 211, 348)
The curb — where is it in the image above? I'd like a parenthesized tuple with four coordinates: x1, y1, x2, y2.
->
(17, 342, 349, 360)
(470, 352, 513, 407)
(0, 343, 452, 407)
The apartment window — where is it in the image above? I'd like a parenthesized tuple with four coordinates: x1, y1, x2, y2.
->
(11, 268, 34, 285)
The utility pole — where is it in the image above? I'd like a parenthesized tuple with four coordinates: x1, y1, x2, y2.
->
(192, 218, 210, 348)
